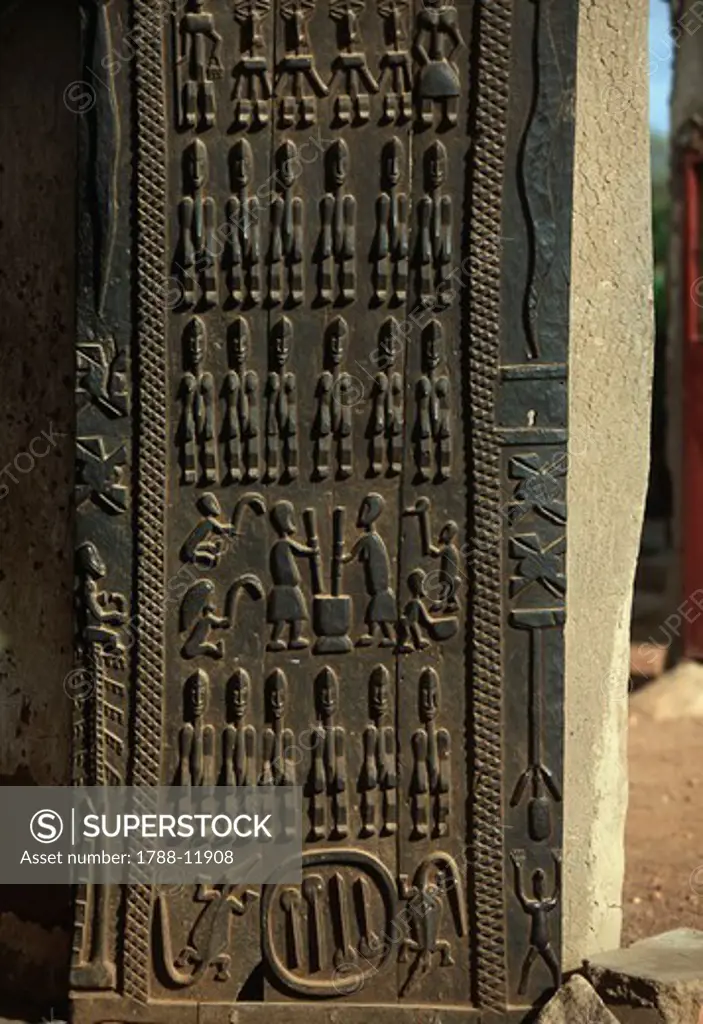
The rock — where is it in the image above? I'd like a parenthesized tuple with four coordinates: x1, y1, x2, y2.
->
(630, 661, 703, 721)
(535, 975, 619, 1022)
(585, 929, 703, 1023)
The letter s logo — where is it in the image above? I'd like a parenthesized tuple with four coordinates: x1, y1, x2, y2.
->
(30, 809, 64, 844)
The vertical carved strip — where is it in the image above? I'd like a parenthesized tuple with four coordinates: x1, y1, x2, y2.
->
(469, 0, 513, 1008)
(124, 0, 168, 1004)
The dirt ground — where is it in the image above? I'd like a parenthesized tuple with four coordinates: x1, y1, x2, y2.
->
(623, 664, 703, 945)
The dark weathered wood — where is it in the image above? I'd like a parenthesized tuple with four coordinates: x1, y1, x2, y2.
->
(70, 1, 578, 1019)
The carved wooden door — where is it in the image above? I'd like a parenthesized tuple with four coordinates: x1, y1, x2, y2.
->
(71, 0, 577, 1020)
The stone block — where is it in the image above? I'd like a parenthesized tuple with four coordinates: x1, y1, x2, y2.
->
(535, 975, 620, 1022)
(585, 929, 703, 1023)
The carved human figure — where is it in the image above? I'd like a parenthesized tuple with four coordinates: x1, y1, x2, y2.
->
(261, 668, 296, 786)
(418, 143, 453, 307)
(414, 319, 452, 480)
(180, 494, 233, 569)
(178, 669, 216, 787)
(377, 0, 412, 123)
(369, 318, 403, 476)
(342, 493, 396, 647)
(265, 317, 298, 481)
(180, 580, 229, 659)
(397, 568, 459, 652)
(318, 140, 356, 304)
(180, 576, 264, 659)
(266, 501, 318, 651)
(510, 850, 562, 995)
(175, 0, 224, 130)
(75, 541, 127, 663)
(226, 140, 261, 305)
(223, 318, 261, 482)
(269, 141, 304, 305)
(410, 668, 451, 838)
(360, 665, 397, 837)
(310, 667, 348, 839)
(223, 669, 256, 786)
(231, 0, 273, 129)
(405, 497, 462, 614)
(314, 316, 353, 480)
(176, 140, 218, 308)
(177, 317, 218, 485)
(413, 0, 465, 127)
(328, 0, 379, 124)
(399, 854, 467, 996)
(374, 139, 409, 305)
(277, 0, 329, 127)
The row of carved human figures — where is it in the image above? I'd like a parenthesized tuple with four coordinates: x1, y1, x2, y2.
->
(178, 313, 452, 486)
(176, 664, 449, 843)
(176, 0, 464, 132)
(174, 136, 455, 309)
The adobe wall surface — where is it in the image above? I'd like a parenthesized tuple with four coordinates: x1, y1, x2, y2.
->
(564, 0, 653, 968)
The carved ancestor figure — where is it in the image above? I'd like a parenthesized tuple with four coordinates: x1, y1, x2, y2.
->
(410, 668, 451, 838)
(177, 317, 218, 485)
(405, 497, 462, 614)
(510, 850, 562, 994)
(397, 568, 459, 652)
(318, 140, 356, 305)
(399, 854, 467, 996)
(374, 139, 409, 304)
(309, 667, 348, 840)
(223, 318, 261, 483)
(369, 318, 403, 476)
(176, 140, 218, 308)
(262, 669, 298, 836)
(360, 665, 397, 837)
(75, 541, 127, 664)
(415, 318, 452, 480)
(174, 0, 224, 130)
(265, 317, 298, 481)
(157, 882, 258, 987)
(313, 316, 353, 480)
(223, 669, 257, 786)
(266, 501, 318, 650)
(342, 493, 397, 647)
(413, 0, 465, 127)
(276, 0, 329, 127)
(328, 0, 379, 123)
(269, 141, 304, 305)
(226, 140, 261, 305)
(377, 0, 412, 123)
(261, 668, 296, 786)
(180, 575, 264, 659)
(418, 143, 453, 307)
(231, 0, 273, 129)
(178, 670, 216, 787)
